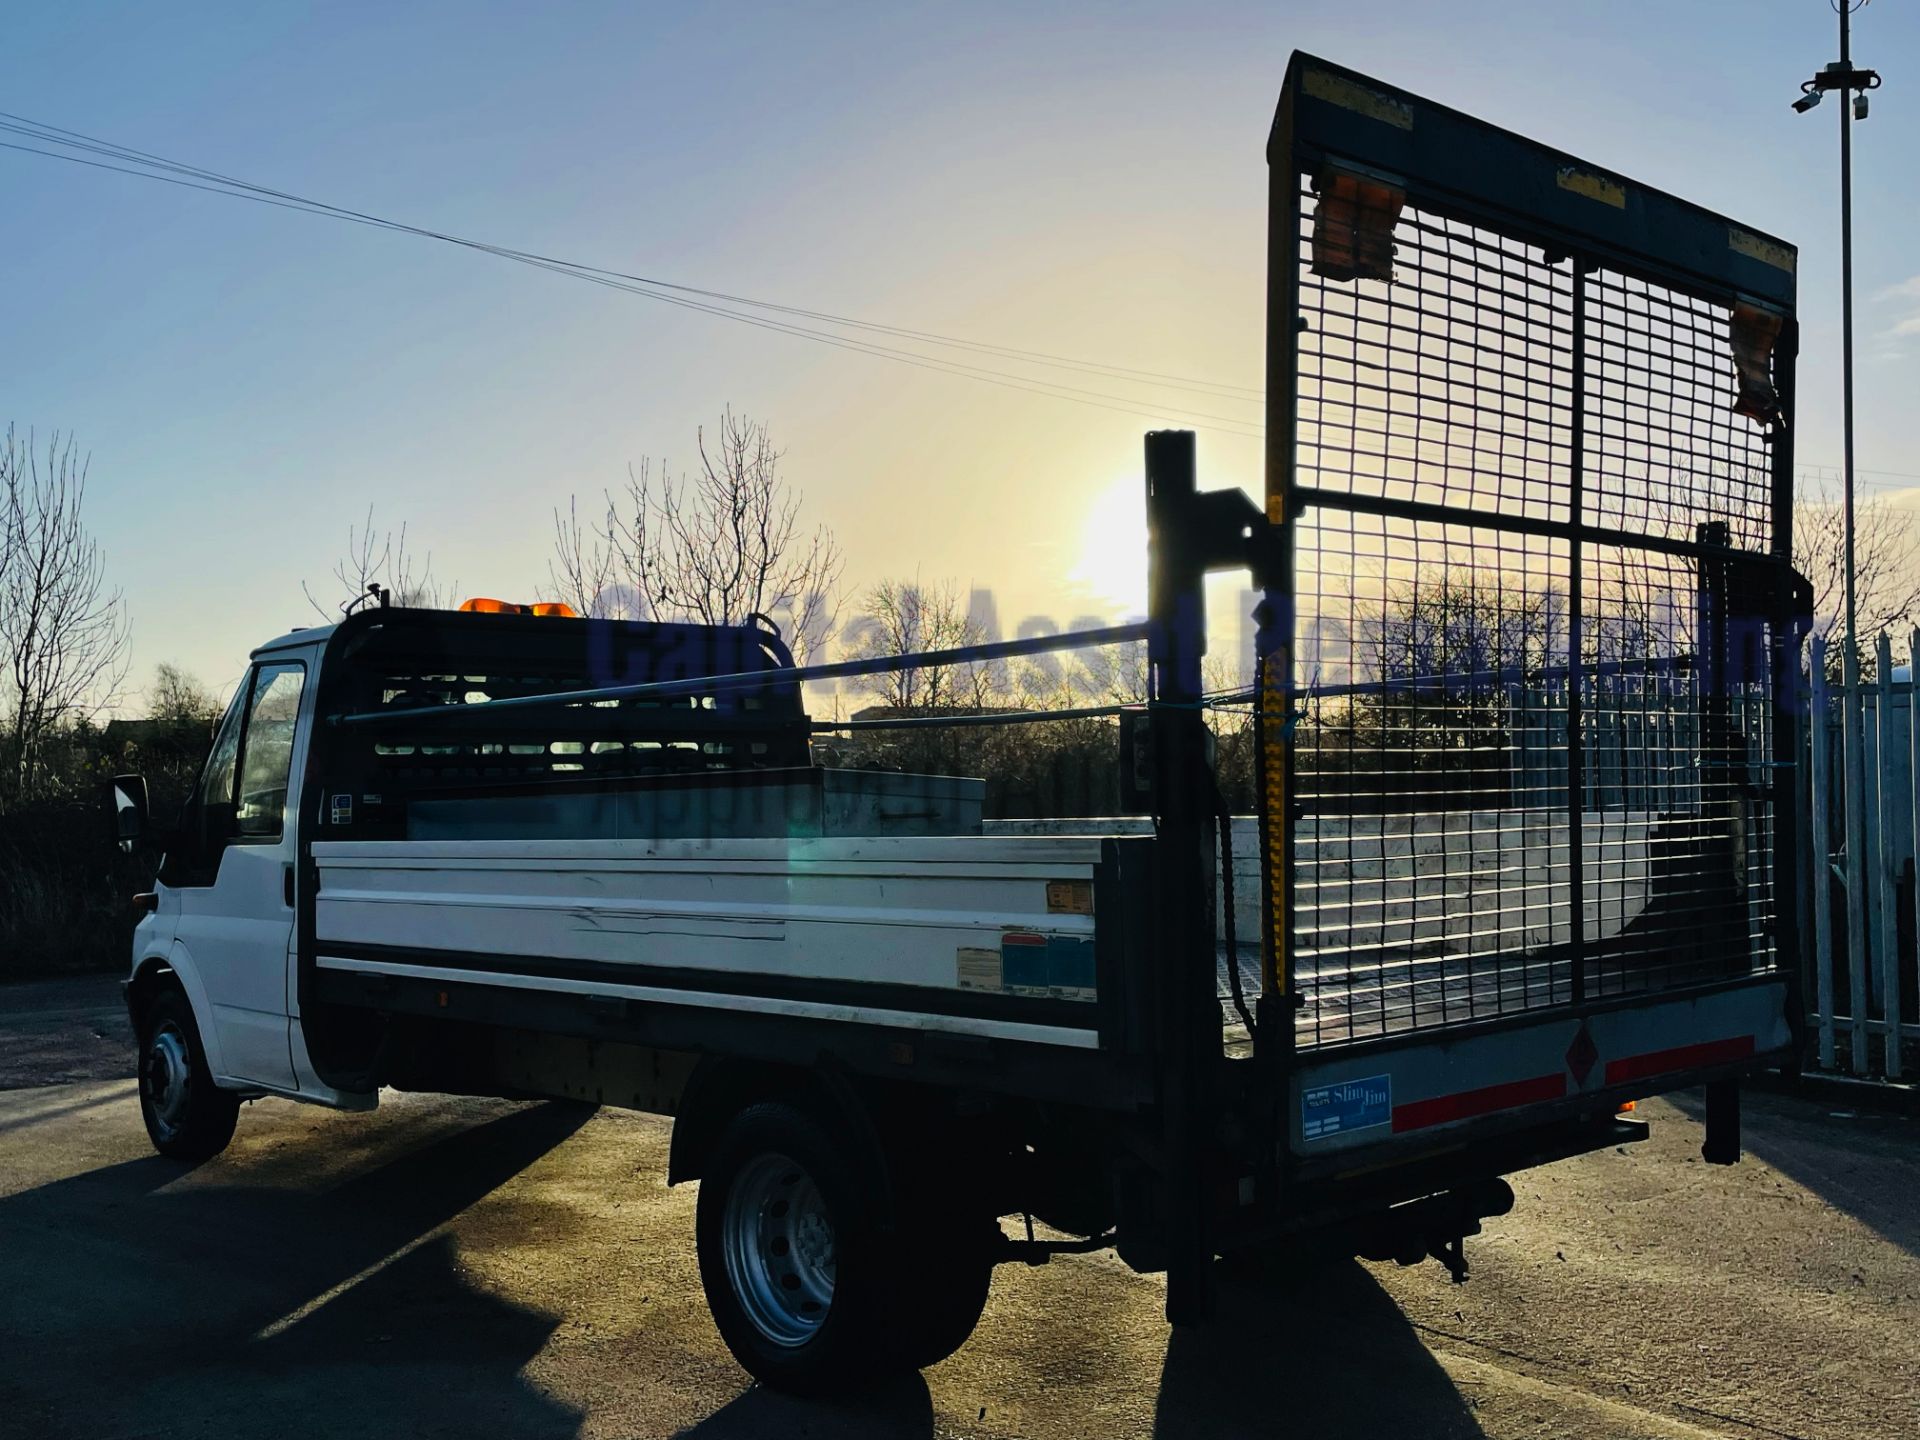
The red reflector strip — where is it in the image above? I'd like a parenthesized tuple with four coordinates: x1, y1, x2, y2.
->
(1603, 1035, 1755, 1086)
(1392, 1073, 1566, 1133)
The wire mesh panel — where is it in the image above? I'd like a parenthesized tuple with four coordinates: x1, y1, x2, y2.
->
(1274, 154, 1789, 1050)
(1583, 270, 1775, 551)
(1292, 511, 1576, 1044)
(1293, 182, 1576, 526)
(1576, 264, 1781, 999)
(1577, 544, 1777, 998)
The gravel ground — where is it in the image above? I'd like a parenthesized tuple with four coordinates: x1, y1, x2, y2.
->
(1, 975, 1914, 1440)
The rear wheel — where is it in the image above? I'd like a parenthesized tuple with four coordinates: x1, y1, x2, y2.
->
(137, 988, 239, 1161)
(696, 1103, 902, 1395)
(885, 1211, 996, 1370)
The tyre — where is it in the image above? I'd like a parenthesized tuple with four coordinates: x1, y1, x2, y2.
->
(695, 1102, 903, 1395)
(885, 1212, 996, 1370)
(137, 987, 240, 1161)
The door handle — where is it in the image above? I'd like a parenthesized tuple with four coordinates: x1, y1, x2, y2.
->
(283, 864, 295, 909)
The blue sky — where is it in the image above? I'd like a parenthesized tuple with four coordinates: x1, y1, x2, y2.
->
(2, 1, 1914, 707)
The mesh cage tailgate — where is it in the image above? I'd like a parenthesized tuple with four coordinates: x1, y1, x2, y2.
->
(1258, 56, 1799, 1059)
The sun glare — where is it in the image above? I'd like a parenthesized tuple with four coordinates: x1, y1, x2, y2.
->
(1069, 475, 1149, 614)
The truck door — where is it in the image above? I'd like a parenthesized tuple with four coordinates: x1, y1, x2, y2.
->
(168, 659, 309, 1089)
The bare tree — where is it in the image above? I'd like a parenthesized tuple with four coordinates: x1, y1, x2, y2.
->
(834, 577, 1118, 808)
(549, 493, 617, 619)
(305, 507, 452, 618)
(829, 578, 1268, 813)
(1200, 652, 1259, 810)
(845, 577, 1001, 711)
(134, 663, 224, 819)
(0, 426, 131, 802)
(1794, 493, 1920, 676)
(1296, 568, 1567, 808)
(149, 662, 220, 726)
(550, 409, 841, 663)
(1076, 639, 1150, 707)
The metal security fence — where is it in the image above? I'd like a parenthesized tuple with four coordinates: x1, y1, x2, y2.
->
(1274, 161, 1793, 1052)
(1804, 633, 1919, 1079)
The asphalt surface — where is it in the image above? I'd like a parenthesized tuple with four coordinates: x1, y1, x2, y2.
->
(2, 974, 1916, 1440)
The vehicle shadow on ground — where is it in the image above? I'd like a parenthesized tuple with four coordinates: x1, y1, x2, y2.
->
(674, 1372, 934, 1439)
(1153, 1257, 1486, 1439)
(1666, 1085, 1920, 1256)
(670, 1255, 1483, 1439)
(0, 1099, 594, 1440)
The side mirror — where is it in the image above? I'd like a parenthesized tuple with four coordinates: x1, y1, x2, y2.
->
(106, 773, 150, 853)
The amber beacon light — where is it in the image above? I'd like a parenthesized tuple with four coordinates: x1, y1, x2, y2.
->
(457, 597, 578, 617)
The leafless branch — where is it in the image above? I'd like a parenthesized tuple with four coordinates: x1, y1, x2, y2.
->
(304, 507, 454, 617)
(1795, 493, 1920, 675)
(548, 409, 842, 662)
(0, 425, 131, 802)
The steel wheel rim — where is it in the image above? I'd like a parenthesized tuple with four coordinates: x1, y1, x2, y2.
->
(721, 1151, 835, 1347)
(144, 1022, 192, 1139)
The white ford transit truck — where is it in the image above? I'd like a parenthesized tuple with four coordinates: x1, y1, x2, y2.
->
(109, 55, 1806, 1395)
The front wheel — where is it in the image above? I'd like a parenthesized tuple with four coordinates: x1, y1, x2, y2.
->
(695, 1103, 902, 1395)
(138, 988, 239, 1161)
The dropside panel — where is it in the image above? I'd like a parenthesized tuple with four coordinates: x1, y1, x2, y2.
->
(311, 835, 1123, 1052)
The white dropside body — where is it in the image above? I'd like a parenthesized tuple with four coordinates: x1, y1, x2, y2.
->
(313, 835, 1110, 1050)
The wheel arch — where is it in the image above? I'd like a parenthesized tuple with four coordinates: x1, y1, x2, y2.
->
(667, 1056, 895, 1229)
(128, 944, 228, 1079)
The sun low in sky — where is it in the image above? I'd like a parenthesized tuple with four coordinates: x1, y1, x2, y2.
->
(0, 2, 1912, 706)
(1068, 475, 1152, 616)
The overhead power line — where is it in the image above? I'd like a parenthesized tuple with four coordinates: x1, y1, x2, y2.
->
(3, 109, 1906, 475)
(0, 113, 1263, 397)
(1799, 461, 1920, 489)
(0, 111, 1265, 439)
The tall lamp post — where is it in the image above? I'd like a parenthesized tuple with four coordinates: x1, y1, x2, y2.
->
(1795, 0, 1882, 1064)
(1794, 0, 1882, 677)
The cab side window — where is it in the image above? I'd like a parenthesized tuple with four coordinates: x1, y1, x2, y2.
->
(198, 685, 247, 817)
(235, 665, 305, 840)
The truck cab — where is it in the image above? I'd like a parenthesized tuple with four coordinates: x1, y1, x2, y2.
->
(119, 601, 824, 1150)
(127, 628, 337, 1137)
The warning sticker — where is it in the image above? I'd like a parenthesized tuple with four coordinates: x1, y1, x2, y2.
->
(999, 931, 1097, 1001)
(957, 946, 1002, 992)
(1301, 1075, 1392, 1140)
(1302, 68, 1413, 131)
(1045, 879, 1093, 915)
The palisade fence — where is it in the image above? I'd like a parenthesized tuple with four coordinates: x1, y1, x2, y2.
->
(1803, 632, 1920, 1081)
